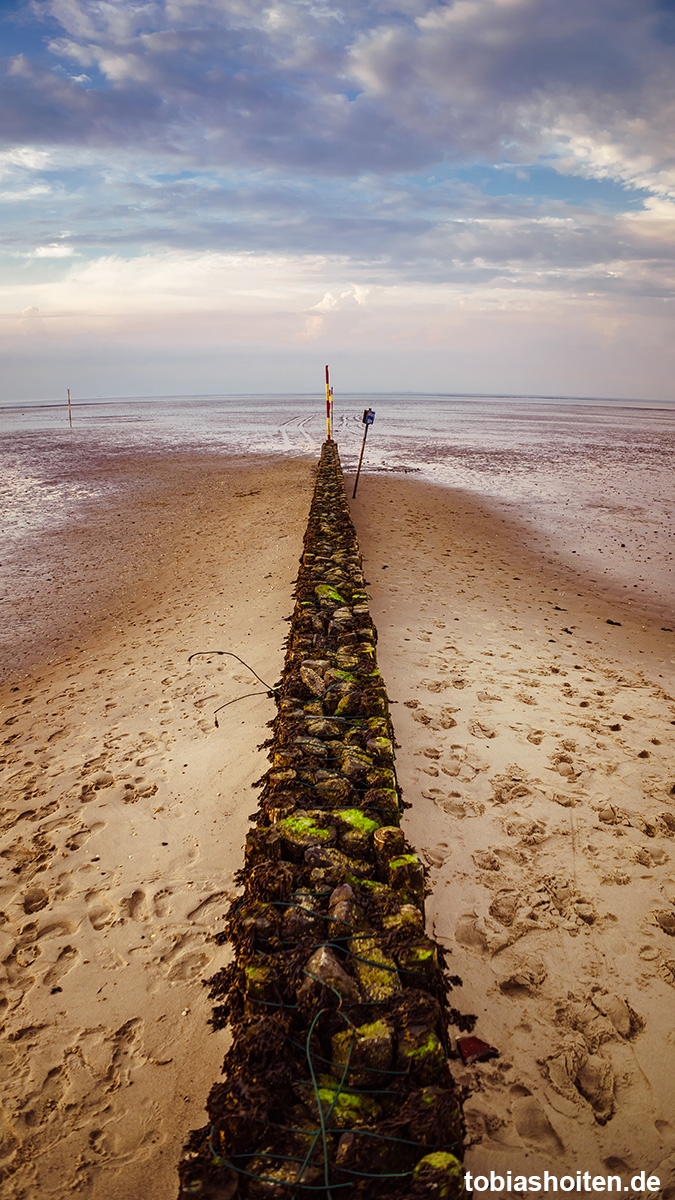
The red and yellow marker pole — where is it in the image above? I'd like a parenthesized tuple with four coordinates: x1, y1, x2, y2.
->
(325, 365, 331, 441)
(67, 387, 73, 429)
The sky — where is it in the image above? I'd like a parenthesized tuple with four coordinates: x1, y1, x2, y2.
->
(0, 0, 674, 401)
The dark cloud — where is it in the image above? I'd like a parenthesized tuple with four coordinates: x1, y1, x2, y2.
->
(0, 0, 668, 182)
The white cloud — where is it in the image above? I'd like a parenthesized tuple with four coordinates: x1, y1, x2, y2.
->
(31, 244, 77, 258)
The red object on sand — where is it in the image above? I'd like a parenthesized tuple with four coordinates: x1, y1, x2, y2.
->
(457, 1036, 499, 1065)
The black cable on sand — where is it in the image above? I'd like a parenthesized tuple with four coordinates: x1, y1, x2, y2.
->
(177, 441, 465, 1200)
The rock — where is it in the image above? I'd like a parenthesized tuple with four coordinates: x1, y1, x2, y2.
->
(395, 938, 439, 988)
(349, 934, 401, 1002)
(337, 808, 381, 857)
(300, 1076, 381, 1129)
(337, 747, 373, 778)
(411, 1151, 463, 1198)
(282, 890, 323, 940)
(305, 718, 342, 738)
(383, 903, 425, 933)
(364, 788, 401, 824)
(366, 736, 395, 759)
(388, 852, 426, 908)
(312, 773, 357, 806)
(276, 810, 336, 859)
(398, 1025, 446, 1082)
(247, 1158, 320, 1198)
(245, 827, 281, 868)
(298, 945, 361, 1005)
(305, 844, 373, 879)
(373, 825, 405, 865)
(293, 736, 328, 758)
(332, 1018, 394, 1086)
(238, 901, 279, 946)
(244, 959, 277, 1004)
(299, 666, 325, 695)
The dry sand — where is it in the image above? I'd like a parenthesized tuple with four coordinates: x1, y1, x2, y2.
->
(1, 449, 674, 1198)
(0, 452, 314, 1199)
(351, 475, 675, 1194)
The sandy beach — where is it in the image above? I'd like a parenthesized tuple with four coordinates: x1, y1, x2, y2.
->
(1, 447, 673, 1198)
(352, 476, 675, 1192)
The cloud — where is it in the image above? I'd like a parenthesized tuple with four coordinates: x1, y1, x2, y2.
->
(30, 242, 76, 257)
(0, 0, 665, 188)
(0, 0, 672, 400)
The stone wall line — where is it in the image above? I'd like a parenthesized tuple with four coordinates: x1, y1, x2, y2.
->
(178, 441, 465, 1200)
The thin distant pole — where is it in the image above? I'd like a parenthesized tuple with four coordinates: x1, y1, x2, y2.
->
(325, 365, 331, 441)
(330, 385, 334, 436)
(67, 388, 73, 429)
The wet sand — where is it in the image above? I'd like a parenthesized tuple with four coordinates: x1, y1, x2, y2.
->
(1, 451, 673, 1198)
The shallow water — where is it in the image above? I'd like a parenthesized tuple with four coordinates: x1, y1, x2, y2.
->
(1, 393, 673, 619)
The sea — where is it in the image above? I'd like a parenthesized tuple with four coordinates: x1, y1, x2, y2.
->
(1, 393, 673, 620)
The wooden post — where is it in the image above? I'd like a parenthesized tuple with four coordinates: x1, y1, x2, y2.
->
(325, 365, 331, 441)
(67, 388, 73, 429)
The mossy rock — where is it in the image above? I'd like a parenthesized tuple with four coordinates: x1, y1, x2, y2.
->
(366, 735, 395, 759)
(398, 1026, 446, 1083)
(315, 584, 347, 604)
(304, 843, 373, 880)
(411, 1151, 464, 1198)
(348, 934, 401, 1002)
(395, 939, 439, 988)
(363, 787, 401, 824)
(332, 1017, 394, 1086)
(244, 960, 277, 1003)
(383, 903, 425, 933)
(335, 807, 381, 855)
(388, 853, 426, 907)
(277, 811, 336, 860)
(312, 1079, 381, 1129)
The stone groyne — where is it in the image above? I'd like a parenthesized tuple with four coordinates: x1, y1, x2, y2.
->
(178, 441, 464, 1199)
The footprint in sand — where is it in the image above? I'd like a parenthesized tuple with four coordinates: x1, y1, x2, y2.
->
(512, 1093, 564, 1155)
(85, 889, 117, 931)
(21, 886, 49, 915)
(468, 719, 497, 739)
(421, 844, 450, 869)
(186, 891, 233, 923)
(79, 770, 115, 803)
(166, 952, 210, 981)
(120, 889, 151, 922)
(152, 887, 173, 918)
(22, 1061, 69, 1128)
(491, 766, 531, 803)
(36, 917, 79, 941)
(120, 776, 158, 803)
(43, 944, 80, 991)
